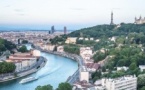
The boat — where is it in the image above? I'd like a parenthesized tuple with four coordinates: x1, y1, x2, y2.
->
(19, 77, 38, 84)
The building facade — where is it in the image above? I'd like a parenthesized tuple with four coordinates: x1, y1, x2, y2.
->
(6, 52, 39, 72)
(79, 66, 89, 82)
(80, 47, 93, 63)
(134, 16, 145, 24)
(102, 75, 137, 90)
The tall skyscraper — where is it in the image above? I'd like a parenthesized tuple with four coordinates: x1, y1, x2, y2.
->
(110, 11, 114, 25)
(64, 26, 67, 34)
(51, 26, 55, 33)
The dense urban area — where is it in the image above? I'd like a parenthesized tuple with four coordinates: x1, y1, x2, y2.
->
(1, 15, 145, 90)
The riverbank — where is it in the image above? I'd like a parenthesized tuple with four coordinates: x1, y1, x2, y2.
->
(33, 45, 84, 84)
(0, 56, 47, 83)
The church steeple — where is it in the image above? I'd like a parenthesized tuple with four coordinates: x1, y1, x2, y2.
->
(110, 11, 114, 25)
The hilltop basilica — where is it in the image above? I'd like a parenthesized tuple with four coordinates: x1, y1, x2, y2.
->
(134, 16, 145, 24)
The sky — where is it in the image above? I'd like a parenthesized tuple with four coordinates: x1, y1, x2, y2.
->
(0, 0, 145, 30)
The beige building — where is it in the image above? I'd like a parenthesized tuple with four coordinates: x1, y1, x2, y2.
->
(102, 75, 137, 90)
(79, 66, 89, 82)
(135, 16, 145, 24)
(6, 52, 39, 72)
(65, 37, 77, 44)
(57, 46, 64, 53)
(32, 50, 41, 57)
(47, 44, 55, 51)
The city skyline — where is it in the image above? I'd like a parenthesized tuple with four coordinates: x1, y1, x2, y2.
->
(0, 0, 145, 30)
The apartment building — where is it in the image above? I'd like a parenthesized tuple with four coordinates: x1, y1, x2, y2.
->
(102, 75, 137, 90)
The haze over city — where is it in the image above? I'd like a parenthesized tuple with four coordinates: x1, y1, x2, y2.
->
(0, 0, 145, 30)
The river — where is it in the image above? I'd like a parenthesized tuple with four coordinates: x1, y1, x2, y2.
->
(0, 44, 78, 90)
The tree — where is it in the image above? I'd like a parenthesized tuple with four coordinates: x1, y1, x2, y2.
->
(129, 62, 137, 71)
(18, 45, 28, 53)
(138, 74, 145, 89)
(140, 86, 145, 90)
(22, 40, 28, 44)
(64, 45, 80, 55)
(56, 82, 72, 90)
(0, 62, 16, 74)
(35, 85, 53, 90)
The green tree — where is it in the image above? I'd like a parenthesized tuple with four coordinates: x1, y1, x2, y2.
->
(18, 45, 28, 53)
(35, 85, 53, 90)
(129, 62, 137, 71)
(138, 74, 145, 89)
(57, 82, 72, 90)
(0, 62, 16, 74)
(140, 86, 145, 90)
(22, 40, 28, 44)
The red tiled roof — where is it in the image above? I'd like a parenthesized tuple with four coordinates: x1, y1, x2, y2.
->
(85, 63, 100, 69)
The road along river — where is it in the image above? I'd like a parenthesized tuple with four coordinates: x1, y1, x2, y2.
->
(0, 44, 78, 90)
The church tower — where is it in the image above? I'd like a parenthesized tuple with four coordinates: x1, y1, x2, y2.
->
(110, 11, 114, 25)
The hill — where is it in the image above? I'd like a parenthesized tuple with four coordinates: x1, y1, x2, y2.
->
(68, 23, 145, 38)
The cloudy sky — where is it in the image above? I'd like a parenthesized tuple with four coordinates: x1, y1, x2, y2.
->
(0, 0, 144, 30)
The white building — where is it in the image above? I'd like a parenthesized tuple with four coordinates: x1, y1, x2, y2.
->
(79, 66, 89, 82)
(90, 38, 94, 41)
(109, 37, 116, 42)
(57, 46, 64, 53)
(85, 38, 89, 41)
(79, 37, 84, 40)
(102, 75, 137, 90)
(117, 66, 128, 71)
(139, 65, 145, 72)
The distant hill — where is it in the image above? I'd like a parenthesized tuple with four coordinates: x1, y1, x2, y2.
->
(68, 23, 145, 38)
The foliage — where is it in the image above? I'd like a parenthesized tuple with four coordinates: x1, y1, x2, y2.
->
(76, 39, 96, 46)
(56, 82, 72, 90)
(68, 24, 145, 39)
(64, 44, 79, 55)
(0, 38, 16, 54)
(138, 74, 145, 89)
(18, 45, 28, 53)
(35, 85, 53, 90)
(22, 40, 28, 44)
(102, 70, 126, 78)
(68, 24, 116, 38)
(0, 61, 16, 74)
(107, 46, 145, 68)
(140, 86, 145, 90)
(93, 52, 107, 62)
(50, 35, 67, 45)
(91, 70, 101, 82)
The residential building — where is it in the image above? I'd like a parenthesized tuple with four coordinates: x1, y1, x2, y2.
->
(79, 66, 89, 82)
(57, 46, 64, 53)
(80, 47, 93, 63)
(85, 63, 100, 72)
(102, 75, 137, 90)
(6, 52, 39, 72)
(32, 50, 41, 57)
(139, 65, 145, 72)
(117, 66, 128, 71)
(65, 37, 77, 44)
